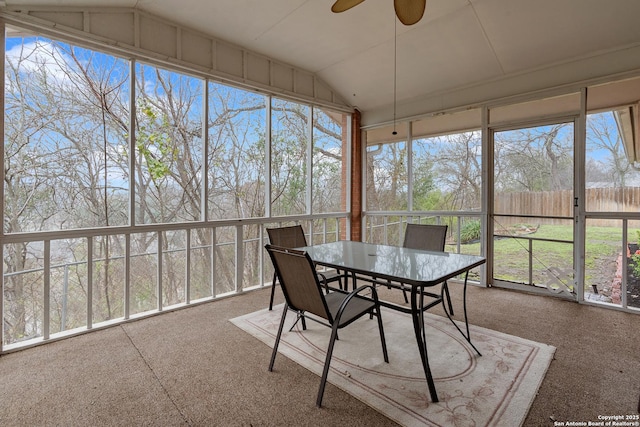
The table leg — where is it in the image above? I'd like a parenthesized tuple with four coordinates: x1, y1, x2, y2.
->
(410, 286, 439, 403)
(443, 271, 482, 356)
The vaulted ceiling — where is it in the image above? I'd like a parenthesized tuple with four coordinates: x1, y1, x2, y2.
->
(4, 0, 640, 126)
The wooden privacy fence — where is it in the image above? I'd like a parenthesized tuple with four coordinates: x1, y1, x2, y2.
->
(495, 187, 640, 226)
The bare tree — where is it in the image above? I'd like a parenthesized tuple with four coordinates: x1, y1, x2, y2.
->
(586, 112, 632, 187)
(495, 124, 572, 192)
(3, 35, 348, 340)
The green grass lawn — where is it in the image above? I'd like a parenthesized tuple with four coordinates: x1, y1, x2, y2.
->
(376, 220, 632, 291)
(455, 224, 629, 288)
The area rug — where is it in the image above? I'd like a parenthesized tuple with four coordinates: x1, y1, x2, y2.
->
(231, 305, 555, 427)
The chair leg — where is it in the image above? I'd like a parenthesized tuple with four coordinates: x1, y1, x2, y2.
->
(268, 272, 277, 311)
(317, 323, 341, 407)
(288, 311, 307, 332)
(401, 286, 409, 304)
(443, 282, 454, 316)
(375, 306, 389, 363)
(269, 304, 288, 371)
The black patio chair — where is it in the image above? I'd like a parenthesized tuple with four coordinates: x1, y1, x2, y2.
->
(265, 244, 388, 407)
(266, 225, 345, 310)
(361, 223, 454, 314)
(401, 223, 454, 315)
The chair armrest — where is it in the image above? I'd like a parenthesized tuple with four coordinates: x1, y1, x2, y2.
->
(334, 284, 380, 324)
(317, 272, 330, 293)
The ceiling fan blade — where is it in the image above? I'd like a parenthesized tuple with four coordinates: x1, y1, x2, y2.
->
(394, 0, 426, 25)
(331, 0, 366, 13)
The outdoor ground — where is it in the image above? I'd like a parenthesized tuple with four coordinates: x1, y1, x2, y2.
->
(587, 243, 640, 308)
(626, 247, 640, 307)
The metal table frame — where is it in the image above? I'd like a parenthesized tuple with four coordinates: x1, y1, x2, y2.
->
(300, 240, 486, 403)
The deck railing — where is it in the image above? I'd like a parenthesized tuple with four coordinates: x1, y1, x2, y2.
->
(363, 211, 640, 312)
(1, 214, 348, 352)
(362, 211, 484, 283)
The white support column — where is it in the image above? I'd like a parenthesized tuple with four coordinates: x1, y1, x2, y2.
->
(482, 106, 492, 287)
(87, 236, 93, 329)
(126, 59, 136, 318)
(235, 225, 244, 292)
(322, 218, 327, 244)
(185, 230, 191, 304)
(201, 80, 209, 222)
(306, 105, 313, 215)
(211, 227, 216, 297)
(43, 240, 51, 340)
(129, 59, 137, 227)
(157, 232, 163, 311)
(265, 96, 272, 217)
(407, 121, 413, 211)
(258, 226, 265, 286)
(124, 234, 131, 319)
(574, 87, 587, 303)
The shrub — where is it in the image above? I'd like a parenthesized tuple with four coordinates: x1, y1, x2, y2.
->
(632, 251, 640, 278)
(460, 219, 481, 243)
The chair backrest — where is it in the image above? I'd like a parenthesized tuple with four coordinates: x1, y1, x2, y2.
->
(266, 225, 308, 249)
(403, 223, 448, 252)
(265, 244, 331, 321)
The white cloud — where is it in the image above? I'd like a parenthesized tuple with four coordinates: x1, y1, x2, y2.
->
(6, 38, 74, 85)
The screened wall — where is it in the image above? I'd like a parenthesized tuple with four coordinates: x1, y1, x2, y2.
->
(363, 77, 640, 314)
(1, 29, 351, 350)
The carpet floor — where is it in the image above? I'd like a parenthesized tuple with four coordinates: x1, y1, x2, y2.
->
(0, 284, 638, 426)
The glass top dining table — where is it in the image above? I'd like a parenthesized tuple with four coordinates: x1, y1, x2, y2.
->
(300, 240, 485, 288)
(298, 240, 486, 403)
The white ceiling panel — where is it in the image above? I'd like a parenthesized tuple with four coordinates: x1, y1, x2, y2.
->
(395, 5, 504, 97)
(321, 3, 504, 111)
(474, 0, 640, 73)
(249, 0, 393, 74)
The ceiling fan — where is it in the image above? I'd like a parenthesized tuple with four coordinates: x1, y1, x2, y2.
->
(331, 0, 426, 25)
